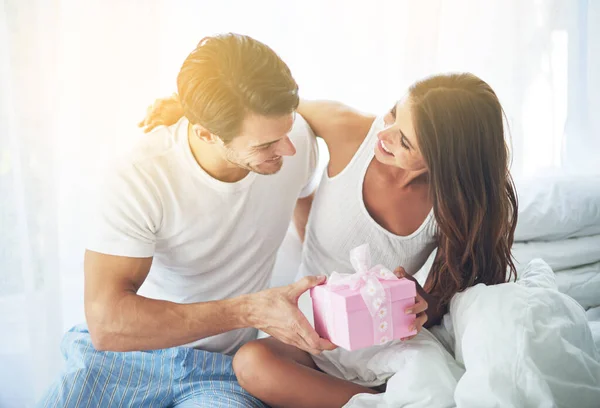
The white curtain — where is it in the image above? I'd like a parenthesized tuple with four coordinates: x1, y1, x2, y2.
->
(1, 0, 598, 406)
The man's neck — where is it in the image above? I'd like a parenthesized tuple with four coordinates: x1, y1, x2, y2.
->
(187, 124, 250, 183)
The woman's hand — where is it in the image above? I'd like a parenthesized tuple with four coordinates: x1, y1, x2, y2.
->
(138, 93, 184, 133)
(393, 267, 429, 340)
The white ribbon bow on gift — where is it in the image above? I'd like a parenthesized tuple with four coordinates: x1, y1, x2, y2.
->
(327, 243, 399, 316)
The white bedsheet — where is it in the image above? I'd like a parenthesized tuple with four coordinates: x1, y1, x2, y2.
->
(342, 259, 600, 408)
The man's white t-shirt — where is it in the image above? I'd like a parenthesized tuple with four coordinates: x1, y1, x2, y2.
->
(87, 115, 319, 354)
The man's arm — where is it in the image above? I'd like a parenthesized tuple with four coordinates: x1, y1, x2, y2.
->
(84, 250, 253, 351)
(84, 250, 335, 354)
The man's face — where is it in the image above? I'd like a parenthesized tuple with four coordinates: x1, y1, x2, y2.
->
(221, 112, 297, 175)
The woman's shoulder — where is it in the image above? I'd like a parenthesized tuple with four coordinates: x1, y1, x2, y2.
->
(320, 105, 376, 178)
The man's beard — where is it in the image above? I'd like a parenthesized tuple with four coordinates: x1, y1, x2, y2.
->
(246, 158, 283, 175)
(224, 150, 283, 176)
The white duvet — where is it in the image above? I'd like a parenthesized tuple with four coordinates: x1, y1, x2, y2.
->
(331, 259, 600, 408)
(588, 306, 600, 350)
(555, 262, 600, 310)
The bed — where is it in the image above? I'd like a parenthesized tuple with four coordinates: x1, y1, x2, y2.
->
(269, 173, 600, 406)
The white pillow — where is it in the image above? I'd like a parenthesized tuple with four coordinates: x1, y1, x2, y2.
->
(514, 174, 600, 241)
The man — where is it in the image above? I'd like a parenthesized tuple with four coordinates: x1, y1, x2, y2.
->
(39, 33, 335, 408)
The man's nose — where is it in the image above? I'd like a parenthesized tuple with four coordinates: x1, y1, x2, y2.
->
(276, 136, 296, 157)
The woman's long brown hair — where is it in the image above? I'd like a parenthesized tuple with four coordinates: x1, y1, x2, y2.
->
(410, 73, 518, 307)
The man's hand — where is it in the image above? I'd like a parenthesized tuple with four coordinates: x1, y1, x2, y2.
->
(246, 276, 337, 355)
(138, 93, 184, 133)
(393, 267, 431, 340)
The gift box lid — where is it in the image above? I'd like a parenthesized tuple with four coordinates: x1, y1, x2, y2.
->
(312, 278, 416, 313)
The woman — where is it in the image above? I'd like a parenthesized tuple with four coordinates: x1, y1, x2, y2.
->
(141, 72, 518, 407)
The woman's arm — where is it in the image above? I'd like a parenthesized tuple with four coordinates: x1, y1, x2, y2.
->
(137, 96, 375, 147)
(298, 100, 375, 178)
(422, 289, 447, 328)
(138, 93, 184, 132)
(293, 193, 314, 242)
(421, 250, 450, 328)
(297, 100, 375, 145)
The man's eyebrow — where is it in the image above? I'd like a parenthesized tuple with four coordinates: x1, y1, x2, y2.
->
(253, 138, 281, 148)
(252, 123, 294, 148)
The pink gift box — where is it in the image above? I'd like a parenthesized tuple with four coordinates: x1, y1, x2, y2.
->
(311, 279, 417, 350)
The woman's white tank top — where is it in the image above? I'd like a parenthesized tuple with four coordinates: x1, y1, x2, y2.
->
(300, 116, 437, 278)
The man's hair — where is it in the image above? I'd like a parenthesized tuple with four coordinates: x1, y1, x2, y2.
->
(177, 33, 299, 142)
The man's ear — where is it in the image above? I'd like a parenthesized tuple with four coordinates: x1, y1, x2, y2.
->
(191, 124, 221, 144)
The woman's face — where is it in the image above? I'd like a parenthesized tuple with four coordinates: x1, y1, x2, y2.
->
(375, 97, 427, 171)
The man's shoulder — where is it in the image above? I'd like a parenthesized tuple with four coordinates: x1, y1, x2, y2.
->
(104, 120, 188, 187)
(101, 120, 188, 198)
(126, 120, 184, 166)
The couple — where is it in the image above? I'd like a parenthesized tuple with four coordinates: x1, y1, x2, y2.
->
(40, 33, 516, 407)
